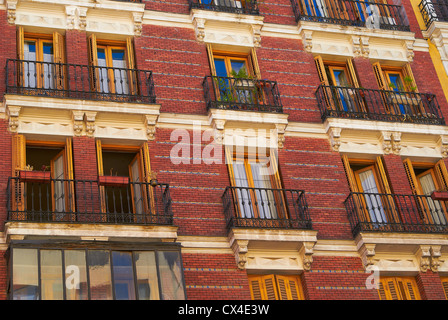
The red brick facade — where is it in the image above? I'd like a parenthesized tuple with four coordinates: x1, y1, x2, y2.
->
(0, 0, 447, 301)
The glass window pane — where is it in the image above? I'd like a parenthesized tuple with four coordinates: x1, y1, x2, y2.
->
(65, 250, 88, 300)
(88, 250, 113, 300)
(112, 251, 135, 300)
(12, 248, 39, 300)
(40, 250, 63, 300)
(214, 58, 228, 78)
(134, 251, 159, 300)
(230, 60, 247, 76)
(157, 251, 185, 300)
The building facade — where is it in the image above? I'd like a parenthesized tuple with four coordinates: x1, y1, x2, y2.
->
(0, 0, 447, 300)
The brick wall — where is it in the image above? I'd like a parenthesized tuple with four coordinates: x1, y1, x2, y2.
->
(0, 13, 17, 100)
(0, 120, 12, 229)
(416, 271, 447, 300)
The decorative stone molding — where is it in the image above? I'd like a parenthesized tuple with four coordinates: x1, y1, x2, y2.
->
(251, 24, 262, 48)
(65, 6, 88, 31)
(231, 239, 249, 270)
(145, 114, 159, 141)
(430, 246, 442, 272)
(7, 106, 21, 133)
(416, 245, 432, 272)
(7, 0, 18, 25)
(77, 7, 88, 31)
(391, 132, 401, 155)
(133, 12, 143, 36)
(301, 30, 313, 53)
(66, 6, 77, 30)
(352, 36, 362, 57)
(359, 243, 376, 268)
(299, 241, 315, 271)
(212, 119, 226, 144)
(85, 111, 97, 137)
(193, 17, 206, 42)
(328, 127, 342, 152)
(275, 123, 287, 149)
(72, 110, 85, 137)
(438, 135, 448, 158)
(381, 131, 401, 155)
(404, 40, 415, 62)
(360, 36, 370, 57)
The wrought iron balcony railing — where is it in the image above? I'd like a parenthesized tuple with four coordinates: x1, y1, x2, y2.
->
(345, 192, 448, 236)
(315, 85, 444, 125)
(6, 176, 172, 226)
(5, 59, 156, 104)
(419, 0, 448, 28)
(189, 0, 260, 15)
(291, 0, 410, 31)
(222, 186, 313, 230)
(202, 75, 283, 113)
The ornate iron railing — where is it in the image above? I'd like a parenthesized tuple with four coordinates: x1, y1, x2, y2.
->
(202, 75, 283, 113)
(222, 186, 313, 230)
(5, 59, 156, 104)
(419, 0, 448, 28)
(290, 0, 410, 31)
(189, 0, 259, 15)
(345, 192, 448, 236)
(7, 176, 172, 225)
(315, 85, 444, 125)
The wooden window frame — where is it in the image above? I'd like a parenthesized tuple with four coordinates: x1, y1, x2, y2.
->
(378, 276, 421, 300)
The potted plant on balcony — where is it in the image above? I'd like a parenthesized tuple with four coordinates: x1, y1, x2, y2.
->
(19, 165, 51, 183)
(98, 168, 129, 187)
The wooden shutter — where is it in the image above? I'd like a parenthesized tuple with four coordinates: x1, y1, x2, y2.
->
(206, 43, 216, 76)
(11, 134, 26, 214)
(434, 159, 448, 191)
(139, 142, 152, 182)
(225, 146, 236, 186)
(314, 55, 329, 86)
(403, 63, 418, 93)
(373, 62, 387, 90)
(379, 277, 420, 300)
(248, 276, 264, 300)
(441, 277, 448, 300)
(248, 275, 279, 300)
(87, 34, 99, 91)
(17, 26, 24, 87)
(342, 155, 359, 192)
(126, 37, 137, 95)
(53, 31, 66, 91)
(65, 137, 75, 214)
(140, 142, 154, 215)
(262, 275, 278, 300)
(346, 58, 359, 88)
(375, 156, 392, 194)
(378, 277, 400, 300)
(403, 158, 421, 195)
(95, 139, 106, 217)
(396, 277, 420, 300)
(276, 275, 304, 300)
(249, 48, 261, 79)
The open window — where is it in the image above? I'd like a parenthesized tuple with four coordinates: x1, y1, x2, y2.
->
(16, 27, 65, 91)
(403, 158, 448, 226)
(87, 35, 137, 97)
(378, 276, 421, 300)
(248, 274, 304, 300)
(11, 135, 74, 222)
(225, 147, 286, 222)
(96, 141, 154, 222)
(314, 56, 364, 114)
(342, 155, 399, 226)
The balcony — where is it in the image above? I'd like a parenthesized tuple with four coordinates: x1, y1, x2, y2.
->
(315, 85, 445, 125)
(345, 192, 448, 236)
(5, 59, 156, 104)
(188, 0, 260, 15)
(6, 176, 173, 226)
(202, 75, 283, 113)
(290, 0, 410, 32)
(222, 186, 313, 230)
(419, 0, 448, 28)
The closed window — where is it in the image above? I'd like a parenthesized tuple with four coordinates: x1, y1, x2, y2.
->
(248, 274, 304, 300)
(378, 277, 420, 300)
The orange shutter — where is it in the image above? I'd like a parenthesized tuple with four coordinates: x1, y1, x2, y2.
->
(403, 158, 421, 195)
(373, 62, 387, 91)
(378, 277, 420, 300)
(342, 155, 359, 192)
(262, 275, 279, 300)
(249, 48, 261, 79)
(206, 43, 216, 76)
(441, 277, 448, 300)
(126, 37, 137, 95)
(248, 276, 264, 300)
(53, 31, 66, 90)
(434, 159, 448, 191)
(87, 34, 99, 91)
(11, 134, 26, 214)
(276, 275, 304, 300)
(346, 58, 359, 88)
(375, 156, 392, 194)
(17, 26, 24, 87)
(314, 55, 329, 86)
(403, 63, 418, 93)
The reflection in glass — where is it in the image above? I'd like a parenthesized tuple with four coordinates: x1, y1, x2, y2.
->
(158, 251, 185, 300)
(112, 251, 135, 300)
(65, 250, 88, 300)
(12, 249, 39, 300)
(88, 250, 113, 300)
(40, 250, 63, 300)
(134, 251, 159, 300)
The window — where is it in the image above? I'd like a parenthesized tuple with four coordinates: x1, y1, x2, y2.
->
(314, 56, 364, 113)
(16, 27, 65, 90)
(225, 147, 285, 221)
(248, 274, 304, 300)
(342, 155, 399, 225)
(96, 141, 154, 221)
(9, 244, 185, 300)
(10, 135, 74, 221)
(441, 277, 448, 300)
(378, 277, 420, 300)
(403, 158, 448, 225)
(87, 35, 136, 96)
